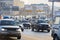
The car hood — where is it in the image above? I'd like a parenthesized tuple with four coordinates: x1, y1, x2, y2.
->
(39, 23, 49, 25)
(0, 26, 19, 29)
(52, 24, 60, 29)
(22, 22, 31, 25)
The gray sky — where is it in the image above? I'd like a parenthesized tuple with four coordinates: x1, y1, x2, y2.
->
(20, 0, 60, 7)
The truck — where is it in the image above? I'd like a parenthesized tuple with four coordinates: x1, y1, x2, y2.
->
(31, 19, 51, 32)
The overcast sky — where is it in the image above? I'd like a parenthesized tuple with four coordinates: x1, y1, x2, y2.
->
(20, 0, 60, 7)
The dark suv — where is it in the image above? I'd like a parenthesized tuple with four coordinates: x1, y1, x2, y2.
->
(31, 20, 50, 32)
(0, 19, 21, 39)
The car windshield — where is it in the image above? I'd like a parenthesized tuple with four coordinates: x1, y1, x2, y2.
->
(0, 20, 16, 26)
(37, 20, 47, 23)
(22, 20, 29, 23)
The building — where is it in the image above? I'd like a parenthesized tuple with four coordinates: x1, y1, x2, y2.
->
(24, 5, 33, 15)
(14, 0, 24, 8)
(0, 0, 13, 6)
(0, 0, 14, 16)
(19, 4, 50, 18)
(0, 0, 24, 16)
(13, 0, 24, 16)
(31, 4, 50, 18)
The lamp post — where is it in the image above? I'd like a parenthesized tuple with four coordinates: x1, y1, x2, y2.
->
(52, 0, 54, 24)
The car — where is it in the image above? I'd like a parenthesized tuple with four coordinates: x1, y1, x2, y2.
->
(21, 20, 31, 29)
(3, 16, 10, 19)
(51, 17, 60, 40)
(51, 24, 60, 40)
(0, 19, 21, 39)
(31, 19, 51, 32)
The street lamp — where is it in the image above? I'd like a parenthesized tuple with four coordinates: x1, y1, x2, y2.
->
(52, 0, 54, 24)
(48, 0, 54, 25)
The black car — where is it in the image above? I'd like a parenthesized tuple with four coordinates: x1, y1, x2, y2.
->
(31, 20, 51, 32)
(0, 19, 21, 39)
(21, 20, 31, 29)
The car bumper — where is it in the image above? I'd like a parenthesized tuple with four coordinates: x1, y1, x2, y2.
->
(0, 31, 21, 37)
(38, 27, 50, 30)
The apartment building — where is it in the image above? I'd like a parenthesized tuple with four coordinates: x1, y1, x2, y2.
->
(19, 4, 50, 18)
(0, 0, 14, 16)
(31, 4, 50, 17)
(0, 0, 24, 16)
(14, 0, 24, 8)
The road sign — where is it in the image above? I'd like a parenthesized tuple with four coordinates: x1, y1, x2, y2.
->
(49, 0, 60, 2)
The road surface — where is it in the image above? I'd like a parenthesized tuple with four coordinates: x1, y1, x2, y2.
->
(22, 29, 53, 40)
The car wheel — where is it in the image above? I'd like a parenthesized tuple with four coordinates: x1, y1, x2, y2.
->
(47, 30, 50, 32)
(17, 36, 21, 39)
(53, 36, 59, 40)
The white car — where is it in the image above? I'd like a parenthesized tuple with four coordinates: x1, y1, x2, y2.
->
(0, 19, 21, 39)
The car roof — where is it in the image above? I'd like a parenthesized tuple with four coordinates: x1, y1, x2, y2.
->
(0, 19, 14, 21)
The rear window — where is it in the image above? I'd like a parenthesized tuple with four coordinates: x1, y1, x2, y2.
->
(37, 20, 47, 23)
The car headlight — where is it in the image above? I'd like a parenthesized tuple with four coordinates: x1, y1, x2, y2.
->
(17, 29, 21, 32)
(1, 29, 6, 31)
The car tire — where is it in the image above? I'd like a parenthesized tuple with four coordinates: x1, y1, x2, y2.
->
(47, 30, 50, 32)
(17, 36, 21, 39)
(53, 36, 59, 40)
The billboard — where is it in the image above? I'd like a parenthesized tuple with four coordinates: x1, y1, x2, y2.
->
(49, 0, 60, 2)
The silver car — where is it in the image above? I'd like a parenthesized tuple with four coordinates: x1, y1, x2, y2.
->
(0, 19, 21, 39)
(51, 24, 60, 40)
(51, 17, 60, 40)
